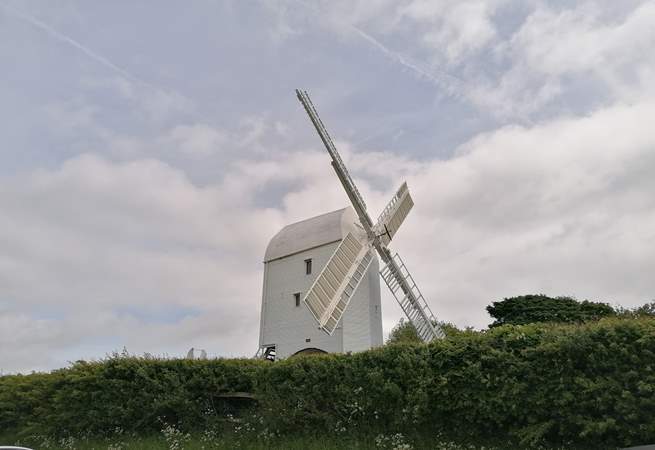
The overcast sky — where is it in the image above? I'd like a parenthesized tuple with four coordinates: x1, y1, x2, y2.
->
(1, 0, 654, 373)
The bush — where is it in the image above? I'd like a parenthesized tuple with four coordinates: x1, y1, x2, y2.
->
(387, 318, 421, 345)
(486, 294, 615, 327)
(616, 301, 655, 318)
(387, 319, 471, 345)
(2, 318, 655, 448)
(0, 353, 264, 438)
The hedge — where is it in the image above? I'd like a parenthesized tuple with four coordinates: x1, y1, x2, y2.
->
(2, 317, 655, 448)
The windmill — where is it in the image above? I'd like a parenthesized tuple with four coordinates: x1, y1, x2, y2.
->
(295, 90, 445, 343)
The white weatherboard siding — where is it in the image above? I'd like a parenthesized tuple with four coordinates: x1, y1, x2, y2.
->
(259, 207, 383, 359)
(342, 256, 382, 352)
(261, 242, 344, 357)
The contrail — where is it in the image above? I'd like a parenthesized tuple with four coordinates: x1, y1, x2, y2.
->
(290, 0, 467, 99)
(352, 27, 540, 125)
(1, 2, 152, 88)
(350, 25, 466, 98)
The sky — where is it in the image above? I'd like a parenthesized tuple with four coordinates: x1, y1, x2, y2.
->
(1, 0, 654, 373)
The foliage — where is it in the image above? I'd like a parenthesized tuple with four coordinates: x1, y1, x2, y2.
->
(387, 319, 470, 345)
(615, 300, 655, 318)
(0, 352, 264, 438)
(387, 318, 421, 345)
(486, 294, 615, 327)
(2, 318, 655, 448)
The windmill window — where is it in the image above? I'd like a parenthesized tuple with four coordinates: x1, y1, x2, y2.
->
(294, 292, 301, 307)
(305, 258, 312, 274)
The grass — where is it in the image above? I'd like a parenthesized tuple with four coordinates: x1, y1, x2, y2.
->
(4, 435, 383, 450)
(1, 434, 383, 450)
(1, 430, 590, 450)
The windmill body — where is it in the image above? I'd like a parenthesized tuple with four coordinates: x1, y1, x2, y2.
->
(258, 207, 383, 360)
(257, 90, 444, 361)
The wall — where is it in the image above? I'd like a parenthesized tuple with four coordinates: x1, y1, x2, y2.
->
(260, 242, 344, 358)
(260, 241, 383, 358)
(342, 255, 383, 352)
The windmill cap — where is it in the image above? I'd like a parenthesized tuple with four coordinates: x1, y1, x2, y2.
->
(264, 207, 362, 262)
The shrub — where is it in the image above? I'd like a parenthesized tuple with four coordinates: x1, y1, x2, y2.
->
(2, 318, 655, 448)
(486, 294, 615, 327)
(387, 318, 421, 345)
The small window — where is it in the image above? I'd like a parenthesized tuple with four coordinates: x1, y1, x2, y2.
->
(305, 258, 312, 275)
(305, 338, 311, 343)
(294, 292, 301, 307)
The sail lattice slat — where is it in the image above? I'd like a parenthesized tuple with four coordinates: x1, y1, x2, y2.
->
(303, 232, 374, 334)
(380, 253, 445, 342)
(375, 182, 414, 246)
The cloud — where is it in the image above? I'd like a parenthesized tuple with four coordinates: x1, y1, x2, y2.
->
(287, 0, 655, 120)
(2, 0, 655, 374)
(304, 0, 505, 66)
(3, 93, 655, 373)
(0, 1, 192, 124)
(400, 0, 507, 64)
(0, 148, 342, 372)
(165, 124, 227, 157)
(0, 154, 285, 372)
(400, 99, 655, 326)
(511, 2, 655, 81)
(468, 1, 655, 117)
(84, 76, 194, 124)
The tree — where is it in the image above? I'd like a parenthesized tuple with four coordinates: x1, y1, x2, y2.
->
(386, 318, 421, 345)
(386, 318, 466, 345)
(486, 294, 615, 327)
(615, 300, 655, 318)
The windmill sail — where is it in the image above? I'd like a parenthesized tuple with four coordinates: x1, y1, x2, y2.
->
(303, 232, 374, 334)
(375, 182, 414, 246)
(296, 90, 369, 221)
(380, 252, 445, 341)
(296, 89, 445, 344)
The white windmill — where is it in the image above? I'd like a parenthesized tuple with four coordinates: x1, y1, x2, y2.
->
(256, 91, 444, 361)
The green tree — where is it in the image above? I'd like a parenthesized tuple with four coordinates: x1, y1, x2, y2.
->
(615, 300, 655, 318)
(386, 318, 421, 345)
(486, 294, 615, 327)
(386, 318, 465, 344)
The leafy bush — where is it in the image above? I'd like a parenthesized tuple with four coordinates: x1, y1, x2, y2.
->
(387, 318, 422, 345)
(0, 353, 264, 438)
(486, 294, 615, 327)
(2, 318, 655, 448)
(387, 319, 470, 345)
(615, 300, 655, 318)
